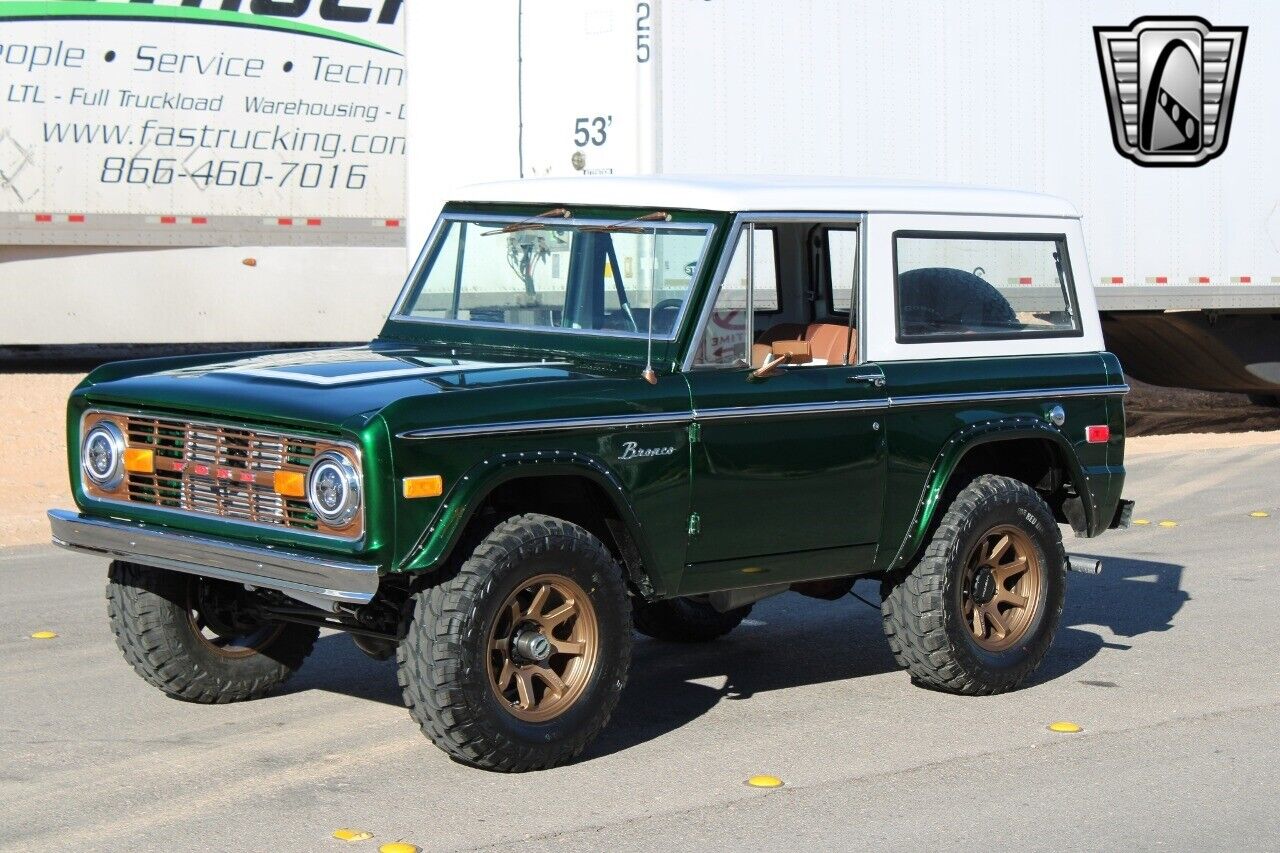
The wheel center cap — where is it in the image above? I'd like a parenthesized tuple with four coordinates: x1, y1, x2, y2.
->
(972, 567, 997, 605)
(513, 629, 552, 663)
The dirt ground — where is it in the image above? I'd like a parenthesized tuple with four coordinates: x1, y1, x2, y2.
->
(1124, 377, 1280, 436)
(2, 371, 1278, 548)
(1, 373, 84, 547)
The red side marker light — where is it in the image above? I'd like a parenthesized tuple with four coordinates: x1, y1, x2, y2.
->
(1085, 425, 1110, 444)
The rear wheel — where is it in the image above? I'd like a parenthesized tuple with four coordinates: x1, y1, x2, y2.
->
(632, 597, 753, 643)
(397, 514, 631, 771)
(106, 561, 318, 703)
(880, 475, 1066, 695)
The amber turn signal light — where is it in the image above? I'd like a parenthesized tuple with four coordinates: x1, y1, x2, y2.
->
(123, 447, 154, 474)
(402, 475, 443, 499)
(273, 470, 306, 497)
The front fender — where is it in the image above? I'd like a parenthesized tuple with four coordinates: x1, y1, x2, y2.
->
(885, 417, 1093, 572)
(393, 450, 663, 592)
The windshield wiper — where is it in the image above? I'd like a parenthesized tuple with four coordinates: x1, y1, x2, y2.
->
(482, 207, 572, 236)
(581, 211, 671, 233)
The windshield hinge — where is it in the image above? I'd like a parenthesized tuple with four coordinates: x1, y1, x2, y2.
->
(687, 512, 702, 537)
(687, 422, 701, 444)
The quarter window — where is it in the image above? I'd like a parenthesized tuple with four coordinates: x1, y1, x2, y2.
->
(894, 233, 1079, 341)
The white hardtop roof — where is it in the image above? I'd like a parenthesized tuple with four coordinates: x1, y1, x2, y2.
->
(451, 175, 1080, 218)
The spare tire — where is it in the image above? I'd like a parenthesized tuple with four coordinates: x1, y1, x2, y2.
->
(898, 267, 1017, 336)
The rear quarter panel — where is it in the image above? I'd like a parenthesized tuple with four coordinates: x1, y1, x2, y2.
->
(875, 354, 1125, 572)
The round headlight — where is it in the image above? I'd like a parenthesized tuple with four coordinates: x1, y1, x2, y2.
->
(82, 421, 125, 490)
(306, 451, 361, 527)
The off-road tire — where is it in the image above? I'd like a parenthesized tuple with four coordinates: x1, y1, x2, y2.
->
(106, 560, 319, 703)
(880, 475, 1066, 695)
(632, 597, 753, 643)
(397, 514, 632, 772)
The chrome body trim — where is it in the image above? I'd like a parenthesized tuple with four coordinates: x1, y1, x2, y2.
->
(48, 509, 380, 604)
(398, 411, 693, 440)
(388, 212, 718, 343)
(78, 408, 366, 545)
(694, 398, 889, 421)
(396, 385, 1129, 440)
(886, 384, 1131, 409)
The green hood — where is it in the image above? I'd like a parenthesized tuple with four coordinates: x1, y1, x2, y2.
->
(76, 344, 630, 434)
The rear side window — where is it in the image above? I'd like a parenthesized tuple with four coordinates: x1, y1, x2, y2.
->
(893, 232, 1080, 342)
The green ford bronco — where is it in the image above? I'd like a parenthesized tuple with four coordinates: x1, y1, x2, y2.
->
(51, 176, 1133, 771)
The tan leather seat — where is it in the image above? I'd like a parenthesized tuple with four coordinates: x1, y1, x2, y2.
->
(805, 323, 853, 364)
(750, 339, 812, 367)
(751, 322, 858, 367)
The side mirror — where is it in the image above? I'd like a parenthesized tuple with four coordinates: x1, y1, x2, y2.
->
(749, 353, 788, 381)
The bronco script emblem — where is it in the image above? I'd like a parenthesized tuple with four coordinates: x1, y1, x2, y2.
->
(1094, 16, 1247, 167)
(618, 441, 675, 461)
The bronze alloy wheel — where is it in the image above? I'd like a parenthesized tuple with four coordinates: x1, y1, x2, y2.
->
(487, 573, 600, 723)
(960, 524, 1043, 652)
(186, 578, 285, 660)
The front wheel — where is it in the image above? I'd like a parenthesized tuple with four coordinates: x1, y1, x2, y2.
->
(106, 561, 319, 703)
(880, 475, 1066, 695)
(397, 514, 632, 772)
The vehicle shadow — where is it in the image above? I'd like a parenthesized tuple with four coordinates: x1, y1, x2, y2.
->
(1029, 552, 1188, 685)
(284, 555, 1187, 759)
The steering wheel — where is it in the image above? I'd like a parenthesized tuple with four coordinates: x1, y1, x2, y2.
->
(648, 299, 684, 333)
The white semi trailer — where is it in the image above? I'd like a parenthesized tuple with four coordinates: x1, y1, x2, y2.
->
(0, 0, 408, 350)
(407, 0, 1280, 397)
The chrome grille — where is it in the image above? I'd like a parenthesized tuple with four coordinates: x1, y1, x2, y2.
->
(122, 415, 324, 532)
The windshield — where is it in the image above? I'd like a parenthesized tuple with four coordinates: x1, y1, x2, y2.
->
(398, 215, 715, 338)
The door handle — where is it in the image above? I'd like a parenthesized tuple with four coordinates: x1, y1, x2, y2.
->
(847, 375, 886, 388)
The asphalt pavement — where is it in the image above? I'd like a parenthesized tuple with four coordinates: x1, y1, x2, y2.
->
(2, 442, 1278, 852)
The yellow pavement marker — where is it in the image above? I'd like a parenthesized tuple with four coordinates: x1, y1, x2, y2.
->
(30, 631, 57, 639)
(332, 828, 374, 842)
(1048, 721, 1083, 733)
(378, 844, 419, 853)
(1158, 520, 1178, 528)
(1250, 511, 1270, 518)
(1132, 518, 1150, 525)
(746, 774, 784, 788)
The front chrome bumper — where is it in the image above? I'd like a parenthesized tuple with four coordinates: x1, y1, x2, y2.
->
(48, 509, 380, 605)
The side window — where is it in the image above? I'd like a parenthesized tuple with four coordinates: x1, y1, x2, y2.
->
(693, 226, 780, 366)
(825, 228, 859, 316)
(894, 233, 1080, 341)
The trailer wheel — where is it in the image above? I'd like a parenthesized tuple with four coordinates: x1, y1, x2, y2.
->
(880, 475, 1066, 695)
(397, 514, 632, 772)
